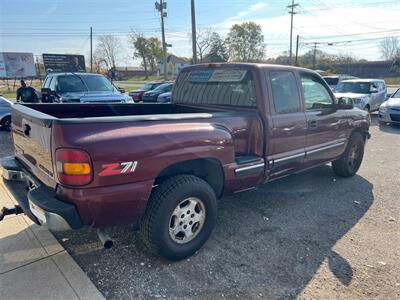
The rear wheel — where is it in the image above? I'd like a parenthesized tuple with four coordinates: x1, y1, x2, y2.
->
(140, 175, 217, 260)
(1, 116, 11, 131)
(332, 132, 365, 177)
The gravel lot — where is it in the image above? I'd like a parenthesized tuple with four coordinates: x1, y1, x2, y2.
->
(1, 114, 399, 299)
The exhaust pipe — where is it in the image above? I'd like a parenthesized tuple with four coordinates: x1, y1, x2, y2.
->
(97, 229, 113, 249)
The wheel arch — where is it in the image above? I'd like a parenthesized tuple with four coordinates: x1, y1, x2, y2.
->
(154, 158, 225, 198)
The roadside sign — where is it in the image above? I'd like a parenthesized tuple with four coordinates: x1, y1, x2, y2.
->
(0, 52, 36, 78)
(42, 54, 85, 73)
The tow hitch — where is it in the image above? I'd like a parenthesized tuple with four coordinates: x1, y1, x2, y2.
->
(0, 205, 24, 221)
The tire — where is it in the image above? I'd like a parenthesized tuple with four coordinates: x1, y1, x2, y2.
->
(332, 132, 365, 177)
(1, 116, 11, 131)
(140, 175, 217, 261)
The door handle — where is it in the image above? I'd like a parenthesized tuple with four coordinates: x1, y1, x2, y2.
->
(308, 120, 317, 128)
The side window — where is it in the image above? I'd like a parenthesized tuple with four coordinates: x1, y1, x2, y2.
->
(43, 77, 51, 89)
(301, 74, 333, 110)
(270, 71, 301, 114)
(49, 76, 57, 91)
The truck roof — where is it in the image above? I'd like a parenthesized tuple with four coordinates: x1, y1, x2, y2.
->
(46, 72, 101, 77)
(341, 78, 385, 83)
(186, 62, 318, 74)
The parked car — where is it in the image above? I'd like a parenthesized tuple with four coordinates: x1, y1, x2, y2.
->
(142, 83, 174, 103)
(379, 87, 400, 124)
(41, 73, 132, 103)
(0, 96, 12, 131)
(334, 79, 387, 112)
(1, 63, 370, 261)
(128, 82, 163, 102)
(323, 74, 357, 90)
(157, 91, 172, 103)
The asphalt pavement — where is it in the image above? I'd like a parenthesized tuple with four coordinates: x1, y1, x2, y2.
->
(1, 114, 399, 299)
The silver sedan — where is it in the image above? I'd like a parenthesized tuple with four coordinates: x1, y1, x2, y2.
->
(0, 97, 12, 131)
(379, 88, 400, 124)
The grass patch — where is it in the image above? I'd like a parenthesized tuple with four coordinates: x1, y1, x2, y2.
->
(119, 85, 142, 92)
(0, 92, 16, 99)
(124, 75, 162, 81)
(384, 77, 400, 85)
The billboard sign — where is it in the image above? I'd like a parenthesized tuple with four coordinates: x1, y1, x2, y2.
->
(42, 54, 86, 73)
(0, 52, 36, 78)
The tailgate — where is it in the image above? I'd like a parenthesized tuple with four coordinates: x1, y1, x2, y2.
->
(11, 104, 55, 186)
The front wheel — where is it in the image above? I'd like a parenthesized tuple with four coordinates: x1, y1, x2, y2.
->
(140, 175, 217, 260)
(1, 116, 11, 131)
(332, 132, 365, 177)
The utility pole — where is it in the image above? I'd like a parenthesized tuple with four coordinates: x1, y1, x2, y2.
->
(156, 0, 168, 80)
(90, 27, 93, 72)
(287, 0, 299, 65)
(312, 42, 318, 69)
(295, 35, 299, 66)
(191, 0, 197, 64)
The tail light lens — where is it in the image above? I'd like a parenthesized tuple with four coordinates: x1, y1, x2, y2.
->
(56, 148, 93, 186)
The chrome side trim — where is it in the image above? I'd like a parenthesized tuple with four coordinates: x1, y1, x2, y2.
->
(274, 152, 305, 164)
(306, 141, 345, 156)
(235, 163, 265, 177)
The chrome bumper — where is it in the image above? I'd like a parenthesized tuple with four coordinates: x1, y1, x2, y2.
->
(1, 156, 82, 231)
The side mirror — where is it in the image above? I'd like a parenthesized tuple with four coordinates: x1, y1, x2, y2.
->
(337, 97, 354, 109)
(370, 88, 378, 93)
(117, 87, 125, 94)
(41, 88, 55, 102)
(386, 93, 392, 100)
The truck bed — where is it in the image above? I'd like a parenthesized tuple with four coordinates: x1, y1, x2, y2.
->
(19, 103, 220, 120)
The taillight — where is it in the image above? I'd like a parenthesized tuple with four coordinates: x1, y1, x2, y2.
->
(56, 148, 93, 186)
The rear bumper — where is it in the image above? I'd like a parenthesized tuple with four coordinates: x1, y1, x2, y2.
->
(0, 156, 82, 231)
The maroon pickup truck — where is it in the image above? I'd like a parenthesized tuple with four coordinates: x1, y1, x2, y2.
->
(1, 63, 370, 260)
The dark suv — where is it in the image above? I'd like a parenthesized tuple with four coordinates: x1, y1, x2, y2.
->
(41, 73, 131, 103)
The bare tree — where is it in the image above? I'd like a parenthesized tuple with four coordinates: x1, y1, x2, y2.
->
(92, 50, 109, 74)
(196, 28, 213, 63)
(379, 37, 400, 61)
(96, 35, 121, 71)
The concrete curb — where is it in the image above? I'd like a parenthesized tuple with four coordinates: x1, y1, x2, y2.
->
(1, 181, 104, 300)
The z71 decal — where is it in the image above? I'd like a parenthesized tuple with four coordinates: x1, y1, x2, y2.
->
(98, 161, 138, 177)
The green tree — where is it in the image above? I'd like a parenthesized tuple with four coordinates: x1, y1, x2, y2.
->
(203, 32, 229, 62)
(130, 32, 150, 79)
(225, 22, 265, 62)
(147, 37, 163, 74)
(130, 32, 163, 79)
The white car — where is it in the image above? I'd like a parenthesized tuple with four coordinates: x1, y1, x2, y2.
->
(334, 79, 387, 112)
(379, 88, 400, 124)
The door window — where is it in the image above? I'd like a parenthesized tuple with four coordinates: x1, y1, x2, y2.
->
(44, 77, 52, 89)
(301, 75, 333, 110)
(49, 76, 57, 91)
(270, 71, 301, 114)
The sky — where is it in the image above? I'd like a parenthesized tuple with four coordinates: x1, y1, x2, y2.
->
(1, 0, 400, 67)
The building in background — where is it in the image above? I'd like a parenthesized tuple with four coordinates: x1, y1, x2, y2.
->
(109, 66, 146, 80)
(157, 54, 190, 78)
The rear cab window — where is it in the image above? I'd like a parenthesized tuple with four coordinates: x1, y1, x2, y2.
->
(173, 68, 257, 108)
(269, 70, 301, 114)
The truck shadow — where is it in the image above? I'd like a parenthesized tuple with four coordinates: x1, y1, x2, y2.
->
(54, 165, 374, 299)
